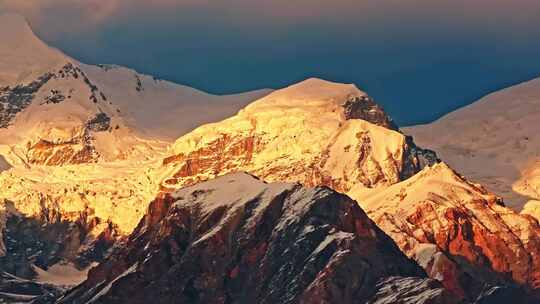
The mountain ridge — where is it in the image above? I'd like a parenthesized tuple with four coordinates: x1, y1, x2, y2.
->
(0, 13, 69, 87)
(1, 12, 539, 303)
(59, 172, 457, 304)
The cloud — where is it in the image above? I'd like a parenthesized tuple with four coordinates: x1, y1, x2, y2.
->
(0, 0, 190, 34)
(1, 0, 540, 39)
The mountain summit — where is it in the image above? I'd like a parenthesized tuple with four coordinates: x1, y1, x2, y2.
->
(242, 78, 398, 130)
(0, 13, 68, 87)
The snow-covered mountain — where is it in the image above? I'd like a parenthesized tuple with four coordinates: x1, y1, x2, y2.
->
(2, 11, 540, 304)
(404, 77, 540, 211)
(150, 78, 540, 301)
(160, 78, 436, 196)
(59, 173, 456, 304)
(0, 12, 269, 293)
(0, 13, 270, 167)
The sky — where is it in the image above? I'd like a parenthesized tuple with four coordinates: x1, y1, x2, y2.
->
(1, 0, 540, 125)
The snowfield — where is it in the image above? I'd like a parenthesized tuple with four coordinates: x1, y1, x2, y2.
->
(405, 77, 540, 211)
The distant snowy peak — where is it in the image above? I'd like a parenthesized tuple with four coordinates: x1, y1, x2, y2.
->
(405, 76, 540, 210)
(0, 13, 69, 87)
(78, 63, 272, 140)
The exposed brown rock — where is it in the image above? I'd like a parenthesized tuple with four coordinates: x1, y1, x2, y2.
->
(26, 139, 98, 166)
(361, 163, 540, 301)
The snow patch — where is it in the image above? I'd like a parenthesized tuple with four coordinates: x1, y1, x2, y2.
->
(33, 262, 95, 287)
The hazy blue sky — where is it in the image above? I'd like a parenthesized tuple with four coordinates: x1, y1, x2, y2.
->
(2, 0, 540, 125)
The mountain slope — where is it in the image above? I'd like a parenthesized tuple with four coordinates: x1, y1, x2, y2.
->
(0, 14, 66, 87)
(152, 78, 540, 301)
(160, 78, 436, 196)
(3, 12, 539, 302)
(404, 77, 540, 210)
(0, 13, 269, 290)
(0, 13, 270, 166)
(359, 162, 540, 299)
(59, 173, 456, 304)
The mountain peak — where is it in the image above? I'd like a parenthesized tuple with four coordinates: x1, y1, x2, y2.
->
(240, 77, 397, 130)
(0, 13, 29, 28)
(0, 13, 68, 86)
(262, 77, 365, 104)
(0, 13, 31, 32)
(242, 77, 367, 117)
(0, 13, 40, 49)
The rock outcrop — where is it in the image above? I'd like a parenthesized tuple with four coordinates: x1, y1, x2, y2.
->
(0, 155, 10, 172)
(60, 173, 456, 304)
(0, 208, 117, 279)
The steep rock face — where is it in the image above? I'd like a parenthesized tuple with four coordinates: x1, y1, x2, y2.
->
(60, 173, 456, 304)
(0, 209, 117, 278)
(342, 95, 399, 130)
(161, 78, 434, 197)
(358, 163, 540, 300)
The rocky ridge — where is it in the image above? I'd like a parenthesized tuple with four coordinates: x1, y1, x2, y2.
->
(59, 173, 456, 304)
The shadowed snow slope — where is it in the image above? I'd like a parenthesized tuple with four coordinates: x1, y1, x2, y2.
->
(405, 77, 540, 211)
